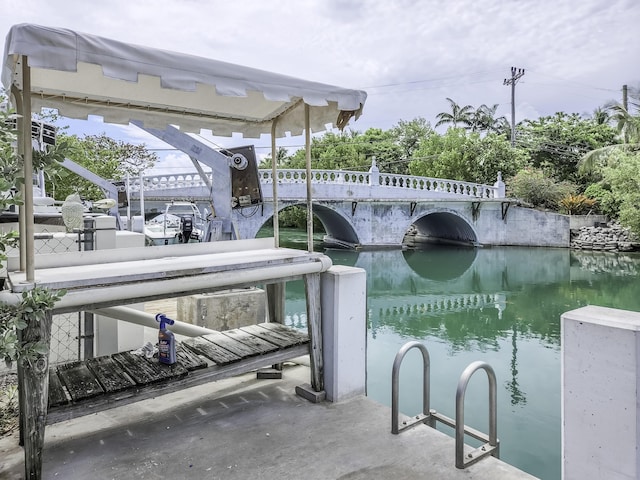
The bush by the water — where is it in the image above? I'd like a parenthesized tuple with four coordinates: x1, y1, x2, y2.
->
(508, 167, 575, 209)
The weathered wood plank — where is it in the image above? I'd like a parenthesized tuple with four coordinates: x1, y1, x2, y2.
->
(247, 323, 309, 346)
(86, 357, 136, 393)
(20, 309, 53, 480)
(266, 282, 285, 323)
(47, 369, 68, 408)
(176, 344, 208, 371)
(112, 352, 188, 385)
(304, 272, 324, 392)
(57, 361, 104, 402)
(220, 328, 280, 354)
(46, 324, 311, 427)
(182, 336, 241, 365)
(46, 342, 310, 425)
(202, 330, 260, 358)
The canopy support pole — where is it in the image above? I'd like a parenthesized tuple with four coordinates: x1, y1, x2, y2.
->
(9, 84, 26, 272)
(271, 119, 279, 247)
(266, 117, 286, 330)
(305, 104, 313, 253)
(20, 56, 35, 282)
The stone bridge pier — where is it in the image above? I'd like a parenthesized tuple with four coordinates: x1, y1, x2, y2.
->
(232, 198, 570, 249)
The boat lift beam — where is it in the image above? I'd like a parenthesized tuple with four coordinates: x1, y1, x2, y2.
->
(59, 158, 123, 228)
(132, 122, 234, 241)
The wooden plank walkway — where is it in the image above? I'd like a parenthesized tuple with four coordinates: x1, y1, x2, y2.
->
(46, 322, 309, 424)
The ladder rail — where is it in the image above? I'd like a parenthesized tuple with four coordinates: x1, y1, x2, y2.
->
(391, 341, 432, 434)
(455, 360, 499, 468)
(390, 341, 500, 469)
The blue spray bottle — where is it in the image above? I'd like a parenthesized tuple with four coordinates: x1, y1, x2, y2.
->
(155, 313, 177, 365)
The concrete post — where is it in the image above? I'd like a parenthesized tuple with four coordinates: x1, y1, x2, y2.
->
(92, 215, 117, 250)
(562, 306, 640, 479)
(368, 157, 379, 187)
(321, 265, 367, 402)
(493, 171, 506, 198)
(92, 216, 146, 355)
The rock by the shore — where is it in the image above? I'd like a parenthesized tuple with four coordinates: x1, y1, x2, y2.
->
(571, 223, 640, 252)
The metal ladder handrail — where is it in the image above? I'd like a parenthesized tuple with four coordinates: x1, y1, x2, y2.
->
(391, 341, 432, 434)
(455, 361, 499, 468)
(390, 341, 500, 469)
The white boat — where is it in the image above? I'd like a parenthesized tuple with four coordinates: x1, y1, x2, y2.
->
(144, 202, 207, 246)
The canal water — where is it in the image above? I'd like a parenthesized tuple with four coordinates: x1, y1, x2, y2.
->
(278, 232, 640, 480)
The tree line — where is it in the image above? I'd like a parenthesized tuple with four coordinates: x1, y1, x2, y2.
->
(1, 88, 639, 236)
(261, 92, 640, 236)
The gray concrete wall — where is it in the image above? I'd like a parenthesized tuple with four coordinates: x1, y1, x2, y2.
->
(232, 200, 570, 249)
(562, 306, 640, 479)
(176, 288, 266, 330)
(569, 214, 608, 229)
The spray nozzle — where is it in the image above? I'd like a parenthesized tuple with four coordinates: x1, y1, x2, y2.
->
(155, 313, 175, 330)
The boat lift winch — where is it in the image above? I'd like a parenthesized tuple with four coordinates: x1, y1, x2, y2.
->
(131, 122, 263, 241)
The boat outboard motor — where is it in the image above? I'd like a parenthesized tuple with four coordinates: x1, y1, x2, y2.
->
(178, 215, 193, 243)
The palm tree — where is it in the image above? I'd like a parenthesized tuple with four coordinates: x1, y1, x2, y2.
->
(435, 98, 473, 129)
(591, 106, 610, 126)
(580, 101, 640, 172)
(609, 104, 640, 144)
(469, 103, 508, 134)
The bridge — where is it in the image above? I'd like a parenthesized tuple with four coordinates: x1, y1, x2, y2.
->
(126, 160, 569, 249)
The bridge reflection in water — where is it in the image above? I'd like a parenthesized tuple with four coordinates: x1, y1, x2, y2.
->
(282, 243, 640, 480)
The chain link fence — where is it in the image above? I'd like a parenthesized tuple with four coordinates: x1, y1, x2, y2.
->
(3, 226, 95, 365)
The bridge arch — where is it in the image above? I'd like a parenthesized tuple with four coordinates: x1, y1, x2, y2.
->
(254, 202, 360, 248)
(406, 209, 478, 247)
(313, 203, 360, 248)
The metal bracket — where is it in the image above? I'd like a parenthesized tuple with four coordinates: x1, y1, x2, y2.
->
(410, 201, 417, 216)
(471, 201, 481, 221)
(501, 202, 511, 221)
(351, 201, 358, 216)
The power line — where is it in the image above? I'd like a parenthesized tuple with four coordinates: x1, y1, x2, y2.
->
(360, 70, 498, 90)
(525, 69, 619, 93)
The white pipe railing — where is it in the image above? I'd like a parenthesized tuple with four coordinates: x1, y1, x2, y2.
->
(91, 306, 216, 337)
(53, 258, 332, 313)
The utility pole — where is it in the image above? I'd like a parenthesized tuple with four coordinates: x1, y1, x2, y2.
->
(622, 84, 628, 111)
(503, 67, 525, 146)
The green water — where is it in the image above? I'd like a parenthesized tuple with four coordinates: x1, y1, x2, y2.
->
(279, 234, 640, 479)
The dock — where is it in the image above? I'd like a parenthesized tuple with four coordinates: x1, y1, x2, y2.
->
(0, 361, 537, 479)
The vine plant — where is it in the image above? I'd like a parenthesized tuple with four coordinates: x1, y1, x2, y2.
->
(1, 287, 66, 368)
(0, 94, 67, 369)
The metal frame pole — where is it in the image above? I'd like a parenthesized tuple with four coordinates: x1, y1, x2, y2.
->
(304, 104, 313, 253)
(21, 56, 35, 281)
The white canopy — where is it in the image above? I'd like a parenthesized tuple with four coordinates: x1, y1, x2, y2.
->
(2, 23, 367, 137)
(3, 22, 368, 279)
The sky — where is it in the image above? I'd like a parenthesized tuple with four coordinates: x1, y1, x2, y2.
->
(2, 0, 639, 173)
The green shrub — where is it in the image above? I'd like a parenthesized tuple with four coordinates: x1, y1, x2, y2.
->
(507, 167, 575, 210)
(558, 194, 597, 215)
(583, 183, 619, 218)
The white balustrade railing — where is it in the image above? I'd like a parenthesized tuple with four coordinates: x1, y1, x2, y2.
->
(132, 169, 500, 199)
(128, 173, 210, 192)
(377, 293, 502, 316)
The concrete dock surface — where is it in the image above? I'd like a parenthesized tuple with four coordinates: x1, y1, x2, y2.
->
(0, 359, 537, 480)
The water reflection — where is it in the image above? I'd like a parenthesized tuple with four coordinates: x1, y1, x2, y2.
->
(282, 243, 640, 480)
(402, 246, 477, 281)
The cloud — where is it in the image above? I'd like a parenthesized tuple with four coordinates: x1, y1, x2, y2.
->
(3, 0, 639, 164)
